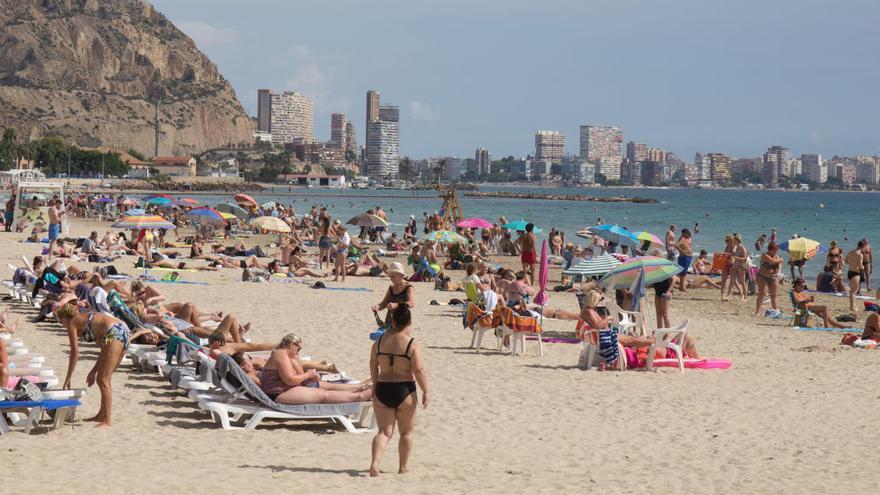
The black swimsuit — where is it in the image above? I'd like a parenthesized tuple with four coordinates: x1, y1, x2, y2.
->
(375, 335, 417, 409)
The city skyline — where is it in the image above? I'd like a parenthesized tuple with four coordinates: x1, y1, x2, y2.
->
(152, 0, 880, 160)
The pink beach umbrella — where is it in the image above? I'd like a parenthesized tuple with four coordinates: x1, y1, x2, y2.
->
(456, 218, 493, 229)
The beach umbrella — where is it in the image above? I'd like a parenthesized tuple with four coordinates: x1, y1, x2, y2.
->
(112, 215, 175, 230)
(346, 214, 388, 228)
(185, 207, 227, 226)
(219, 212, 237, 220)
(779, 237, 822, 261)
(94, 197, 114, 204)
(502, 220, 541, 233)
(124, 208, 146, 216)
(456, 218, 493, 229)
(534, 240, 550, 307)
(142, 193, 173, 201)
(179, 198, 198, 205)
(121, 198, 138, 206)
(234, 193, 257, 207)
(160, 200, 193, 210)
(421, 230, 467, 244)
(588, 224, 638, 247)
(634, 231, 663, 251)
(575, 229, 596, 240)
(250, 216, 291, 233)
(599, 256, 682, 290)
(215, 203, 248, 219)
(260, 200, 277, 209)
(145, 196, 172, 206)
(563, 253, 622, 277)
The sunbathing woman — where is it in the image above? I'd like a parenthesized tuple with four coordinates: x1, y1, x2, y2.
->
(267, 260, 327, 278)
(259, 333, 371, 404)
(206, 331, 275, 357)
(792, 278, 851, 329)
(369, 303, 429, 477)
(54, 304, 147, 427)
(130, 280, 222, 326)
(862, 312, 880, 341)
(686, 275, 722, 289)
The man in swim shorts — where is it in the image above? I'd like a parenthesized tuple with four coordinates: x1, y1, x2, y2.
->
(516, 223, 537, 285)
(846, 241, 865, 311)
(47, 198, 64, 259)
(4, 192, 15, 232)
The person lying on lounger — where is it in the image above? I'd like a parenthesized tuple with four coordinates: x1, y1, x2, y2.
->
(686, 275, 722, 289)
(259, 333, 371, 404)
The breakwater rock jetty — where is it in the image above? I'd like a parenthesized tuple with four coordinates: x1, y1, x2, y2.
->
(463, 191, 658, 203)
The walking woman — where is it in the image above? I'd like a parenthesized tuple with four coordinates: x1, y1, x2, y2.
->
(55, 304, 133, 427)
(719, 234, 734, 301)
(754, 242, 784, 316)
(728, 233, 749, 301)
(369, 304, 429, 477)
(317, 211, 333, 270)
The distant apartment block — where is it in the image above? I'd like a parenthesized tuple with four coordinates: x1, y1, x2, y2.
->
(801, 154, 825, 183)
(626, 141, 647, 163)
(364, 91, 400, 178)
(708, 153, 731, 183)
(345, 122, 357, 157)
(475, 147, 491, 176)
(534, 130, 565, 163)
(269, 91, 314, 145)
(330, 113, 348, 150)
(580, 125, 623, 180)
(257, 89, 272, 132)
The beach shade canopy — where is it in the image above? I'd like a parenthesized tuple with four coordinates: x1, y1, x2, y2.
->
(563, 253, 622, 277)
(575, 229, 595, 240)
(634, 231, 663, 251)
(534, 239, 550, 306)
(456, 218, 493, 229)
(779, 237, 822, 261)
(142, 193, 173, 201)
(161, 200, 195, 210)
(234, 193, 257, 207)
(599, 256, 682, 290)
(346, 214, 388, 228)
(124, 208, 146, 216)
(250, 216, 291, 233)
(185, 207, 227, 226)
(145, 196, 172, 206)
(421, 230, 467, 244)
(589, 224, 638, 247)
(112, 215, 175, 230)
(215, 203, 248, 219)
(502, 220, 542, 234)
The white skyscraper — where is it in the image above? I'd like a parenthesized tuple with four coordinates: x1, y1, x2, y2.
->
(269, 91, 314, 145)
(579, 125, 623, 180)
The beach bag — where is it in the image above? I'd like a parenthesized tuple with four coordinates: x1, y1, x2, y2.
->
(10, 377, 44, 402)
(840, 333, 860, 346)
(576, 347, 590, 370)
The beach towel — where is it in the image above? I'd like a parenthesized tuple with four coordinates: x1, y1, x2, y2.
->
(463, 303, 496, 330)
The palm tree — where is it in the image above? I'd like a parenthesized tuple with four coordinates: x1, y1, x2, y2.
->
(398, 156, 413, 183)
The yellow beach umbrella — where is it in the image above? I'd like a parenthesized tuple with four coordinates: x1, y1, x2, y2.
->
(780, 237, 821, 261)
(249, 216, 291, 233)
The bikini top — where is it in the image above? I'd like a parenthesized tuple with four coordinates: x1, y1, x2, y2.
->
(377, 335, 414, 366)
(82, 313, 97, 343)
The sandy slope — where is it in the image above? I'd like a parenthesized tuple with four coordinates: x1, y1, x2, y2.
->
(2, 218, 878, 494)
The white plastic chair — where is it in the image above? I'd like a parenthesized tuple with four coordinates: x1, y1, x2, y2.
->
(604, 299, 646, 337)
(646, 319, 689, 373)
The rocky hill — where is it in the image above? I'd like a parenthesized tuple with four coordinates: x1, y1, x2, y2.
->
(0, 0, 254, 157)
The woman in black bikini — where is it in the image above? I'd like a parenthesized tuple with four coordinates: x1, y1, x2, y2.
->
(372, 262, 416, 326)
(369, 304, 429, 478)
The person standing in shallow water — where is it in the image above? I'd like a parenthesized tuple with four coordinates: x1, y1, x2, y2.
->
(369, 304, 429, 477)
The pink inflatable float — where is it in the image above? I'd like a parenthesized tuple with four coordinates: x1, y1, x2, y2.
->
(650, 358, 732, 369)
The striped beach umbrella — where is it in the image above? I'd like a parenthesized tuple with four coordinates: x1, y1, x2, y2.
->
(215, 203, 248, 219)
(634, 231, 663, 251)
(124, 208, 146, 216)
(112, 215, 175, 230)
(563, 254, 622, 277)
(599, 256, 682, 290)
(145, 196, 172, 206)
(142, 193, 173, 201)
(346, 214, 388, 228)
(234, 193, 257, 207)
(421, 230, 467, 244)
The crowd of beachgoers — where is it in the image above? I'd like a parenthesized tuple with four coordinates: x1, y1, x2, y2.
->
(2, 188, 879, 479)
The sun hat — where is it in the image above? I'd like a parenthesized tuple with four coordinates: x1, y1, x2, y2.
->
(386, 262, 406, 276)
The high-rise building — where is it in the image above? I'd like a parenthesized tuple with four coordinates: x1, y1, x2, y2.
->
(580, 125, 623, 180)
(575, 161, 595, 184)
(708, 153, 731, 183)
(534, 130, 565, 163)
(364, 92, 400, 179)
(646, 147, 667, 164)
(441, 157, 462, 183)
(257, 89, 273, 132)
(855, 157, 879, 185)
(345, 122, 357, 157)
(626, 141, 647, 163)
(764, 145, 791, 178)
(694, 153, 712, 184)
(801, 154, 825, 183)
(475, 147, 491, 176)
(330, 113, 347, 150)
(269, 91, 313, 145)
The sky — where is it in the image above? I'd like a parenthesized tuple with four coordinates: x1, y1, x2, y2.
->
(151, 0, 880, 161)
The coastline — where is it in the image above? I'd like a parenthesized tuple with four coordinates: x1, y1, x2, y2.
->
(3, 216, 879, 493)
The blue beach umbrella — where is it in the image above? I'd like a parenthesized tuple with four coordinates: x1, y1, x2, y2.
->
(588, 224, 639, 247)
(502, 220, 542, 234)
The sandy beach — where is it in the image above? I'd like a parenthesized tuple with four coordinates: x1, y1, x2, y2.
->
(3, 217, 879, 494)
